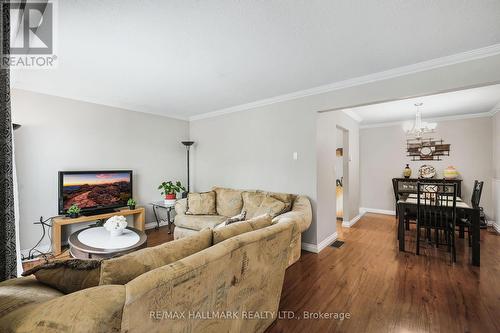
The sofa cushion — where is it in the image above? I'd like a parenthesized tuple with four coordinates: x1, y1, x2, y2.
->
(254, 195, 287, 218)
(241, 192, 265, 218)
(212, 214, 272, 244)
(0, 276, 64, 318)
(242, 192, 286, 219)
(99, 228, 212, 285)
(100, 228, 212, 285)
(212, 187, 245, 217)
(257, 190, 296, 213)
(186, 191, 217, 215)
(0, 284, 125, 333)
(175, 214, 227, 231)
(21, 259, 101, 294)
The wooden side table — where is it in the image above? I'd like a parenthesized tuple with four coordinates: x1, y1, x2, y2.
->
(51, 207, 145, 255)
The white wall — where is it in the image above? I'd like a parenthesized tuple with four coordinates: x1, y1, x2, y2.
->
(190, 54, 500, 247)
(190, 104, 318, 243)
(12, 89, 189, 252)
(494, 111, 500, 180)
(360, 117, 493, 217)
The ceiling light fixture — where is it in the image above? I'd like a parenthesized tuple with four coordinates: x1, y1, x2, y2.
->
(403, 103, 437, 139)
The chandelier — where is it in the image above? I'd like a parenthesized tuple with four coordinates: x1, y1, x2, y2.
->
(403, 103, 437, 138)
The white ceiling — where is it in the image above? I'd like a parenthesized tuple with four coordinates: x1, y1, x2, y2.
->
(346, 84, 500, 126)
(12, 0, 500, 119)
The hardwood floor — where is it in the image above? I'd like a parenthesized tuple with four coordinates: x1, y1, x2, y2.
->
(267, 213, 500, 333)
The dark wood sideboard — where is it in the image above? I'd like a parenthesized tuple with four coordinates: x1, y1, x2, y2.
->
(393, 178, 462, 197)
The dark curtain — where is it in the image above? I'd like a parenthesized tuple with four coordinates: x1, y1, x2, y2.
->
(0, 1, 17, 281)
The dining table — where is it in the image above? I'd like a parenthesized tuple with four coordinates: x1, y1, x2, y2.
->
(397, 193, 481, 266)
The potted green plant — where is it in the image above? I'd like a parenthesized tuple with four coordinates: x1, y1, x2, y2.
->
(67, 204, 81, 218)
(127, 198, 136, 210)
(158, 181, 185, 205)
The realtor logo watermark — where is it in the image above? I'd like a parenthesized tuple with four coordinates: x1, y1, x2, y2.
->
(2, 0, 57, 69)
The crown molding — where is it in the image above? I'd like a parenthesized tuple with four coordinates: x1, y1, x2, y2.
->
(489, 102, 500, 116)
(359, 110, 496, 129)
(190, 43, 500, 121)
(342, 110, 363, 122)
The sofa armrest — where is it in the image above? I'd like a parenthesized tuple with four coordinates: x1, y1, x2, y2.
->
(0, 285, 125, 333)
(273, 195, 312, 233)
(175, 198, 187, 216)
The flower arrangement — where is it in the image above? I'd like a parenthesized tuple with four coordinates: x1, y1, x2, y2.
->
(104, 215, 128, 236)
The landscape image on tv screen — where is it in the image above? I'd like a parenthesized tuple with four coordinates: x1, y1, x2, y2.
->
(62, 172, 132, 211)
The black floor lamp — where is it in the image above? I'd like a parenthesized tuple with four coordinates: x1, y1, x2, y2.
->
(181, 141, 194, 198)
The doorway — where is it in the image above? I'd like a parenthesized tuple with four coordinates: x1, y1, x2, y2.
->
(336, 128, 344, 221)
(336, 126, 349, 229)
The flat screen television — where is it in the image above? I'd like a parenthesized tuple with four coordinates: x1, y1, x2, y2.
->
(58, 170, 133, 215)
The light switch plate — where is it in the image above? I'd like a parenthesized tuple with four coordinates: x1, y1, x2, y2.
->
(293, 152, 298, 160)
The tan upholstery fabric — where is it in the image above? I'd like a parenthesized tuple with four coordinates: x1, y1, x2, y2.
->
(272, 195, 312, 233)
(100, 228, 212, 285)
(241, 192, 266, 217)
(0, 285, 125, 333)
(174, 198, 187, 215)
(272, 195, 312, 265)
(175, 214, 227, 231)
(0, 276, 63, 318)
(173, 226, 200, 240)
(212, 222, 252, 244)
(21, 259, 101, 294)
(252, 195, 286, 218)
(186, 191, 217, 215)
(122, 221, 294, 333)
(242, 192, 285, 219)
(213, 214, 272, 244)
(212, 187, 244, 217)
(257, 190, 296, 213)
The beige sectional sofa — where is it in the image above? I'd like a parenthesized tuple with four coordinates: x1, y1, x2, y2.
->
(0, 188, 311, 332)
(174, 187, 312, 266)
(0, 219, 298, 333)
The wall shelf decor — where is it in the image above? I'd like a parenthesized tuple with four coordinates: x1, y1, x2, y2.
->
(406, 138, 450, 161)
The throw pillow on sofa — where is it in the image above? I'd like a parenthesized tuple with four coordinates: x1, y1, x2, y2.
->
(212, 214, 272, 244)
(99, 228, 212, 285)
(242, 192, 286, 219)
(257, 190, 295, 213)
(186, 191, 217, 215)
(212, 187, 245, 217)
(21, 259, 101, 294)
(221, 211, 247, 227)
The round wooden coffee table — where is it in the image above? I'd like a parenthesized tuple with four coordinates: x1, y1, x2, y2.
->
(68, 226, 147, 259)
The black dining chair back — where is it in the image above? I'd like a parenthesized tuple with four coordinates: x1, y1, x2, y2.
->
(392, 178, 400, 217)
(471, 180, 484, 208)
(416, 182, 458, 263)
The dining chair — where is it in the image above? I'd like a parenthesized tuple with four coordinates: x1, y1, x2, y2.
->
(457, 180, 483, 246)
(392, 178, 416, 232)
(416, 182, 458, 263)
(392, 178, 400, 218)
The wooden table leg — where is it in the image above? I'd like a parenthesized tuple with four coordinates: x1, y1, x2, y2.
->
(471, 208, 480, 266)
(52, 222, 61, 256)
(133, 208, 145, 231)
(398, 203, 405, 251)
